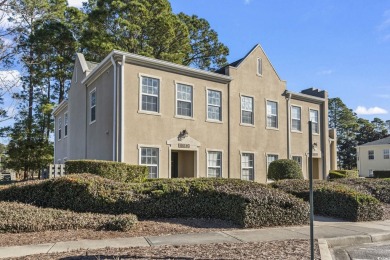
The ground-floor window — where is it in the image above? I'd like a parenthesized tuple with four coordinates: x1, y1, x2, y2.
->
(267, 154, 279, 170)
(241, 153, 254, 181)
(207, 151, 222, 178)
(140, 147, 159, 178)
(292, 156, 302, 168)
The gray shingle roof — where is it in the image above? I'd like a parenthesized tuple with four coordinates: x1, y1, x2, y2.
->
(360, 136, 390, 146)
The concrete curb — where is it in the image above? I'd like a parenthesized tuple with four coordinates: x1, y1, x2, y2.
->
(320, 232, 390, 260)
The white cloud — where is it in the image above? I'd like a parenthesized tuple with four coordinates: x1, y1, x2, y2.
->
(355, 106, 388, 115)
(67, 0, 85, 8)
(316, 69, 333, 75)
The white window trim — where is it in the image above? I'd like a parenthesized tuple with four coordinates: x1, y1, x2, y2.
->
(240, 151, 255, 181)
(309, 108, 320, 135)
(257, 57, 263, 76)
(138, 73, 162, 115)
(368, 150, 374, 160)
(137, 144, 161, 178)
(240, 94, 255, 127)
(206, 149, 223, 178)
(58, 116, 62, 141)
(64, 112, 68, 138)
(175, 80, 194, 120)
(291, 105, 302, 133)
(206, 88, 223, 123)
(89, 88, 96, 125)
(266, 99, 279, 130)
(384, 149, 390, 160)
(266, 153, 279, 174)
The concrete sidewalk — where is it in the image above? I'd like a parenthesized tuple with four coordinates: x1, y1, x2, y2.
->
(2, 218, 390, 259)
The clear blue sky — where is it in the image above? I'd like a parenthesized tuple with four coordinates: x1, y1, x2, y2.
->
(168, 0, 390, 121)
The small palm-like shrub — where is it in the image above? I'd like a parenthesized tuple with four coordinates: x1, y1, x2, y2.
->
(268, 159, 303, 180)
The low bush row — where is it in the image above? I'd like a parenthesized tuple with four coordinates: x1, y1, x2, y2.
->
(329, 170, 359, 179)
(373, 171, 390, 179)
(0, 174, 310, 228)
(65, 160, 148, 183)
(335, 178, 390, 204)
(271, 179, 383, 221)
(0, 201, 137, 233)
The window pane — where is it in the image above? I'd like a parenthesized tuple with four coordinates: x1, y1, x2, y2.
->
(91, 107, 96, 122)
(267, 101, 278, 128)
(242, 111, 253, 124)
(207, 151, 222, 178)
(177, 101, 192, 116)
(141, 147, 159, 178)
(142, 95, 158, 112)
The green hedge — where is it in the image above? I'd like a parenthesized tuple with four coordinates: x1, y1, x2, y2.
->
(65, 160, 148, 183)
(268, 159, 303, 180)
(336, 178, 390, 204)
(0, 201, 137, 233)
(271, 179, 383, 221)
(329, 170, 359, 179)
(373, 171, 390, 178)
(0, 174, 310, 228)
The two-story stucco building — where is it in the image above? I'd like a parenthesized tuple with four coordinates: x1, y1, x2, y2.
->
(357, 136, 390, 177)
(53, 44, 337, 183)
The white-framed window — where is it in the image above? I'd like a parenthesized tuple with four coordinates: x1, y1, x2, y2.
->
(207, 90, 222, 121)
(257, 58, 262, 76)
(310, 109, 319, 134)
(140, 76, 160, 113)
(291, 106, 301, 131)
(241, 153, 254, 181)
(90, 88, 96, 123)
(368, 150, 374, 160)
(292, 156, 302, 168)
(384, 149, 389, 159)
(207, 151, 222, 178)
(176, 83, 193, 117)
(64, 112, 68, 137)
(241, 96, 254, 125)
(58, 117, 62, 140)
(267, 101, 278, 128)
(267, 154, 279, 170)
(140, 147, 159, 178)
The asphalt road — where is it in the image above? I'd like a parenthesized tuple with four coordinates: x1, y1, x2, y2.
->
(332, 240, 390, 260)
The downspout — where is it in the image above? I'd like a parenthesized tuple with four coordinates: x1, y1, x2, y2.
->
(286, 92, 292, 159)
(227, 81, 231, 179)
(120, 55, 125, 162)
(110, 56, 117, 161)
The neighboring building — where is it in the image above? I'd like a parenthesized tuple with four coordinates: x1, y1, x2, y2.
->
(53, 44, 337, 183)
(386, 120, 390, 132)
(356, 136, 390, 177)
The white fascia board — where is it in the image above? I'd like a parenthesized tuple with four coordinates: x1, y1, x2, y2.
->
(52, 100, 68, 116)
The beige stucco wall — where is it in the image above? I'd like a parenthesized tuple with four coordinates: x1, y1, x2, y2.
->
(357, 145, 390, 177)
(122, 63, 229, 179)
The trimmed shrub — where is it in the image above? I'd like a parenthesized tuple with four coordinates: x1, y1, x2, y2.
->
(65, 160, 148, 183)
(336, 178, 390, 204)
(373, 171, 390, 179)
(271, 179, 383, 221)
(0, 174, 310, 228)
(329, 170, 359, 179)
(0, 201, 137, 233)
(268, 159, 303, 180)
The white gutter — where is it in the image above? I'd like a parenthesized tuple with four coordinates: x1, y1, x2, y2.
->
(120, 55, 125, 162)
(110, 56, 117, 161)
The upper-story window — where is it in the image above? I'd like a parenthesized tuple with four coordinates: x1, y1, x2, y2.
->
(90, 89, 96, 123)
(64, 112, 68, 137)
(241, 96, 254, 125)
(176, 83, 193, 117)
(310, 109, 319, 134)
(291, 106, 301, 131)
(141, 76, 160, 113)
(384, 149, 389, 159)
(58, 117, 62, 140)
(207, 90, 222, 121)
(267, 101, 278, 128)
(207, 151, 222, 178)
(257, 58, 262, 76)
(368, 150, 374, 160)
